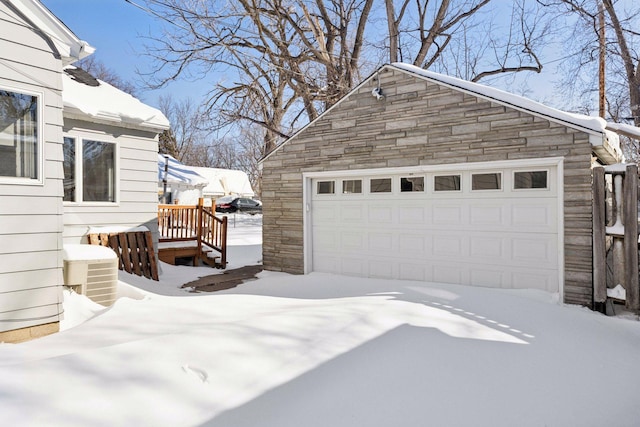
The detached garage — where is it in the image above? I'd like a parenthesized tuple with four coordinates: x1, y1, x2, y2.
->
(261, 63, 622, 307)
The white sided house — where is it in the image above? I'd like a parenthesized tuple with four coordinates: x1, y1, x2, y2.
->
(0, 0, 169, 342)
(158, 154, 208, 205)
(159, 155, 255, 206)
(261, 63, 624, 308)
(62, 67, 169, 244)
(0, 0, 92, 341)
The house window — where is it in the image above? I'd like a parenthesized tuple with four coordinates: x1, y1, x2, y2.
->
(63, 137, 76, 201)
(0, 89, 39, 180)
(63, 137, 116, 202)
(317, 180, 335, 194)
(370, 178, 392, 193)
(514, 171, 548, 189)
(400, 177, 424, 192)
(342, 179, 362, 194)
(472, 173, 502, 190)
(434, 175, 461, 191)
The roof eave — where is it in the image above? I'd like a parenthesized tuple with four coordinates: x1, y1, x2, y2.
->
(9, 0, 95, 64)
(63, 108, 170, 133)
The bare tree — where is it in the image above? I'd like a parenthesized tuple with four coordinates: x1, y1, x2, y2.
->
(384, 0, 547, 81)
(76, 56, 139, 96)
(139, 0, 374, 153)
(157, 95, 215, 165)
(538, 0, 640, 127)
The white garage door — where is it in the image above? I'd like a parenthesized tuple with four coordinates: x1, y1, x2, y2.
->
(309, 163, 560, 292)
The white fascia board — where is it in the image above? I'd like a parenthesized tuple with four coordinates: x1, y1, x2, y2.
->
(9, 0, 95, 64)
(63, 109, 169, 134)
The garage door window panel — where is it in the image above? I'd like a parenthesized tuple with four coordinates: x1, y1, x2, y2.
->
(514, 170, 548, 190)
(434, 175, 461, 192)
(317, 180, 335, 194)
(400, 176, 425, 192)
(472, 172, 502, 191)
(342, 179, 362, 194)
(370, 178, 392, 193)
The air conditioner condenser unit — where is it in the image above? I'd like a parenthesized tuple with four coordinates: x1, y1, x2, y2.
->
(63, 244, 119, 307)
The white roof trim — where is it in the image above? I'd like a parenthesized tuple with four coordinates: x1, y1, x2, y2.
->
(8, 0, 95, 64)
(262, 63, 617, 163)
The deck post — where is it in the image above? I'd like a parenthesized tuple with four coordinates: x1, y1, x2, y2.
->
(623, 165, 639, 311)
(196, 198, 204, 266)
(221, 215, 228, 267)
(592, 167, 606, 312)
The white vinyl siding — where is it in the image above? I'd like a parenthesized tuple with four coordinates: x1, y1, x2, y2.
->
(62, 119, 159, 244)
(0, 3, 65, 333)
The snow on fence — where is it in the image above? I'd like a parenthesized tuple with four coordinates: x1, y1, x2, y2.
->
(592, 164, 639, 313)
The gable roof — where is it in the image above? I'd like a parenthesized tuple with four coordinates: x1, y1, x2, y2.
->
(7, 0, 94, 64)
(262, 63, 624, 163)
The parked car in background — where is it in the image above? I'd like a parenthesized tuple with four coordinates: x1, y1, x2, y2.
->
(215, 197, 262, 215)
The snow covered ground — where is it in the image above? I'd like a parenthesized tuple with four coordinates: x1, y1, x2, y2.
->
(2, 214, 640, 426)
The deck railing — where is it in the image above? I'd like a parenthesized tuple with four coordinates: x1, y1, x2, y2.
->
(158, 198, 227, 268)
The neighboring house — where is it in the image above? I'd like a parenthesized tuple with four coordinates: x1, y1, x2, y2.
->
(158, 154, 208, 204)
(260, 63, 624, 308)
(188, 166, 255, 202)
(158, 156, 255, 205)
(0, 0, 168, 342)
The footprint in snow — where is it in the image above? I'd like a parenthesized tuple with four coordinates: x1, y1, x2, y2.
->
(182, 364, 209, 383)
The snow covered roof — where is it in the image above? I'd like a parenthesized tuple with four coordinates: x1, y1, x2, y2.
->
(63, 66, 170, 132)
(606, 122, 640, 140)
(158, 154, 208, 188)
(392, 63, 610, 135)
(262, 63, 623, 163)
(187, 166, 255, 198)
(8, 0, 94, 65)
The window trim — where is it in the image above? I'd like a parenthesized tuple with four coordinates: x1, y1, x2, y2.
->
(342, 179, 363, 195)
(63, 135, 119, 205)
(471, 171, 503, 192)
(0, 85, 44, 186)
(369, 177, 393, 194)
(316, 180, 336, 195)
(433, 174, 462, 193)
(400, 176, 425, 193)
(512, 169, 550, 191)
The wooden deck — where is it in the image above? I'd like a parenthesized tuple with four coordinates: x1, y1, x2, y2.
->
(158, 198, 228, 268)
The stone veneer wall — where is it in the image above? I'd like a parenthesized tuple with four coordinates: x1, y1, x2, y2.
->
(262, 68, 595, 306)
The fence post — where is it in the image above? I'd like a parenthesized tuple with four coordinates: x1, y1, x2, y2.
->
(592, 167, 606, 312)
(624, 165, 639, 311)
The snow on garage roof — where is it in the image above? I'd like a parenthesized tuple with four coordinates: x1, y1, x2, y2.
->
(62, 66, 170, 131)
(390, 63, 622, 161)
(391, 63, 609, 134)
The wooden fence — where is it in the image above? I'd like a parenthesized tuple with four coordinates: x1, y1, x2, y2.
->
(89, 230, 159, 281)
(592, 164, 639, 313)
